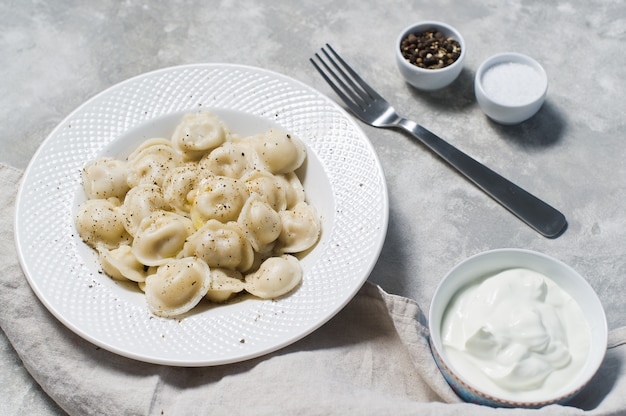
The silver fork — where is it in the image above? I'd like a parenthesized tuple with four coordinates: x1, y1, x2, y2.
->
(310, 44, 567, 238)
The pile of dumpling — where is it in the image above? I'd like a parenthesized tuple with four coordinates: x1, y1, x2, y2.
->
(75, 111, 320, 318)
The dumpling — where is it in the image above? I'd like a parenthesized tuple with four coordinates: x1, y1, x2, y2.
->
(75, 198, 131, 249)
(98, 244, 155, 283)
(132, 210, 194, 266)
(277, 172, 305, 210)
(182, 219, 254, 272)
(205, 268, 245, 303)
(122, 184, 170, 236)
(242, 169, 287, 212)
(244, 254, 302, 298)
(190, 176, 248, 227)
(144, 257, 211, 317)
(238, 193, 282, 253)
(126, 140, 181, 188)
(82, 157, 130, 200)
(161, 164, 198, 214)
(126, 138, 172, 162)
(243, 129, 306, 174)
(275, 202, 321, 254)
(74, 110, 317, 318)
(198, 141, 260, 179)
(171, 112, 227, 160)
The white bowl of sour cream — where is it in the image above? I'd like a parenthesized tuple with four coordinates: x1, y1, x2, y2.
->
(428, 249, 607, 408)
(475, 53, 548, 125)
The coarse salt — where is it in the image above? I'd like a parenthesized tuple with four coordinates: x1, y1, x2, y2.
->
(482, 62, 545, 106)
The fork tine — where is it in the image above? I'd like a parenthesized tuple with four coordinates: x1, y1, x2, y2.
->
(318, 47, 370, 107)
(322, 44, 383, 102)
(310, 54, 355, 106)
(310, 51, 366, 112)
(310, 44, 380, 112)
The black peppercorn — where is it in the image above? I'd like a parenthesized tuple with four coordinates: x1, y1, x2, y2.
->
(400, 29, 461, 70)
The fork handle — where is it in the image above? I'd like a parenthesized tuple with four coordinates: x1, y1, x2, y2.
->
(396, 118, 567, 238)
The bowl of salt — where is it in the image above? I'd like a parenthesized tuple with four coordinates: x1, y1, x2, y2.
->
(475, 52, 548, 125)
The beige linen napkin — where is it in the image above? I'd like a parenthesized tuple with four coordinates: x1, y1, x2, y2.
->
(1, 162, 625, 416)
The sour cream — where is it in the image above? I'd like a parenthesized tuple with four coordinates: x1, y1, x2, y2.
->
(441, 268, 591, 400)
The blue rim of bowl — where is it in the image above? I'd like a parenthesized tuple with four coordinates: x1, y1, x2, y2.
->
(429, 341, 585, 408)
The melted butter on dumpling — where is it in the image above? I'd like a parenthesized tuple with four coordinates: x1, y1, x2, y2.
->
(244, 254, 302, 299)
(132, 210, 194, 266)
(144, 257, 211, 317)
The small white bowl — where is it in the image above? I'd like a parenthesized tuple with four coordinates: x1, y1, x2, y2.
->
(429, 249, 607, 408)
(396, 21, 466, 91)
(475, 53, 548, 125)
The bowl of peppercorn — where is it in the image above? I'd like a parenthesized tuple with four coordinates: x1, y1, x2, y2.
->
(396, 21, 465, 91)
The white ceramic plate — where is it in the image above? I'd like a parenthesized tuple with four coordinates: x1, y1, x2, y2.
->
(15, 64, 388, 366)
